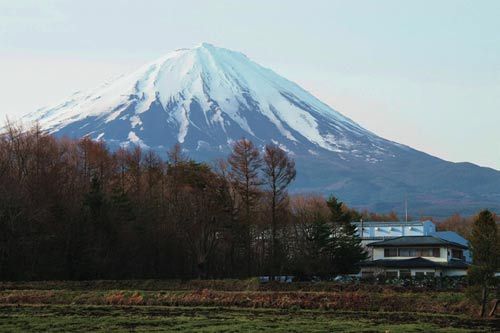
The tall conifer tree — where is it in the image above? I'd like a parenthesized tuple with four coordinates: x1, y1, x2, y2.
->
(468, 210, 499, 317)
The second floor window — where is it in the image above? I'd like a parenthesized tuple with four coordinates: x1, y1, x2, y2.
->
(384, 247, 440, 257)
(384, 248, 398, 257)
(451, 249, 464, 260)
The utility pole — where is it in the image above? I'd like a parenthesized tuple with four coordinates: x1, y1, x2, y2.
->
(405, 195, 408, 222)
(360, 218, 364, 239)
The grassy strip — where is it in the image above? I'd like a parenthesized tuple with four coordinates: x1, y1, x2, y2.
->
(0, 304, 496, 333)
(0, 289, 472, 315)
(0, 279, 462, 292)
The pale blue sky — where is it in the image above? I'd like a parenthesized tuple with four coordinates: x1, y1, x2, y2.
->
(1, 0, 499, 169)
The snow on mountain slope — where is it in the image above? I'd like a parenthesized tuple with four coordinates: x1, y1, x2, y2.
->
(25, 43, 397, 162)
(24, 43, 500, 216)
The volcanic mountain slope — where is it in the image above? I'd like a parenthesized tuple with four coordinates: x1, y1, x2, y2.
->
(25, 43, 500, 216)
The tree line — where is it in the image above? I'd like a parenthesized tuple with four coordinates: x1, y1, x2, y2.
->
(0, 124, 366, 281)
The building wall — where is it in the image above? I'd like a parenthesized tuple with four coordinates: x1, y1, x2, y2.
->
(422, 221, 436, 235)
(411, 268, 439, 276)
(360, 267, 467, 277)
(372, 247, 384, 260)
(445, 269, 468, 277)
(372, 246, 448, 262)
(354, 220, 436, 241)
(439, 247, 449, 262)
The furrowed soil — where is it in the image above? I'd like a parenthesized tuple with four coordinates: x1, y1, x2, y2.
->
(0, 280, 497, 332)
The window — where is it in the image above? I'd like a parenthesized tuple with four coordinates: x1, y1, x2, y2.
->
(415, 272, 425, 279)
(398, 248, 410, 256)
(418, 248, 440, 257)
(399, 269, 411, 278)
(384, 248, 398, 257)
(385, 271, 398, 278)
(451, 249, 464, 260)
(390, 247, 440, 257)
(418, 248, 432, 256)
(426, 272, 435, 277)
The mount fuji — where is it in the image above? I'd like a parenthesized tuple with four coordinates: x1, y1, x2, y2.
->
(25, 43, 500, 216)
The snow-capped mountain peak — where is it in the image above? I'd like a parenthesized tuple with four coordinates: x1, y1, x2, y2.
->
(27, 43, 384, 159)
(22, 43, 500, 216)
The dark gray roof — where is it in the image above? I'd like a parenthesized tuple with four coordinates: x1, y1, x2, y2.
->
(359, 257, 469, 269)
(368, 236, 468, 249)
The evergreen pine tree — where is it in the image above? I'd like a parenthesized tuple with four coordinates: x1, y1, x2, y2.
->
(309, 216, 334, 277)
(333, 221, 367, 274)
(468, 210, 499, 317)
(83, 176, 110, 278)
(326, 195, 366, 275)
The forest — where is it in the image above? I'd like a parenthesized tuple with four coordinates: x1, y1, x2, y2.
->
(0, 124, 372, 281)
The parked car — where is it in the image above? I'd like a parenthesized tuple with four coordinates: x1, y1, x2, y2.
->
(333, 275, 355, 283)
(258, 275, 294, 283)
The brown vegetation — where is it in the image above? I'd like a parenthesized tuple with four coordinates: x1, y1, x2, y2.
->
(0, 124, 365, 281)
(0, 288, 475, 315)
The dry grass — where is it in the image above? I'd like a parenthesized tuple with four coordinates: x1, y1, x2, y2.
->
(0, 288, 475, 315)
(0, 280, 496, 332)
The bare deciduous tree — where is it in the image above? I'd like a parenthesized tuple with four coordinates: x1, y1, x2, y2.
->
(228, 139, 262, 275)
(262, 144, 296, 276)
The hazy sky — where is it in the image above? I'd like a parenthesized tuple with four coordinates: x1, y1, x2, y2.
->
(1, 0, 499, 169)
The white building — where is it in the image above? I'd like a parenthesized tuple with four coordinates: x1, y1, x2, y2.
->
(358, 236, 469, 278)
(352, 220, 436, 246)
(352, 220, 472, 262)
(352, 220, 437, 260)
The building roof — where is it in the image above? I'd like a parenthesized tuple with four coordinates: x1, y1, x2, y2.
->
(368, 236, 468, 249)
(359, 257, 469, 269)
(352, 220, 433, 227)
(430, 231, 468, 247)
